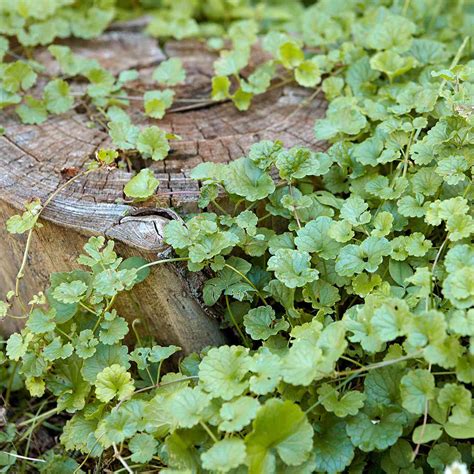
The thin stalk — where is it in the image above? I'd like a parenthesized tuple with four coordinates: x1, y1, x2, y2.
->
(288, 184, 302, 229)
(156, 360, 164, 385)
(428, 234, 448, 309)
(1, 452, 45, 463)
(130, 319, 154, 384)
(5, 361, 19, 407)
(6, 314, 28, 320)
(14, 169, 94, 297)
(104, 295, 116, 313)
(131, 319, 144, 346)
(402, 0, 411, 16)
(258, 212, 272, 223)
(17, 407, 60, 428)
(114, 376, 199, 409)
(224, 263, 268, 305)
(73, 432, 106, 474)
(334, 352, 422, 378)
(92, 312, 104, 334)
(225, 295, 250, 348)
(305, 374, 358, 415)
(79, 301, 99, 316)
(200, 421, 218, 443)
(438, 35, 470, 95)
(14, 230, 34, 297)
(233, 198, 245, 215)
(136, 257, 190, 272)
(402, 129, 416, 178)
(339, 355, 365, 369)
(411, 364, 432, 461)
(211, 199, 230, 216)
(56, 327, 73, 341)
(113, 444, 133, 474)
(20, 400, 49, 472)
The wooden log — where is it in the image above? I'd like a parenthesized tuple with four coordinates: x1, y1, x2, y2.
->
(0, 26, 327, 352)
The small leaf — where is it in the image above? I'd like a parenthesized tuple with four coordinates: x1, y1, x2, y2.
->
(243, 306, 289, 341)
(52, 280, 87, 304)
(27, 308, 56, 334)
(94, 364, 135, 403)
(317, 384, 366, 417)
(137, 126, 170, 161)
(16, 96, 48, 124)
(400, 369, 436, 415)
(370, 51, 417, 81)
(124, 169, 160, 199)
(412, 423, 443, 444)
(245, 399, 314, 469)
(44, 79, 74, 114)
(201, 439, 247, 473)
(199, 345, 251, 400)
(212, 75, 231, 100)
(219, 396, 260, 432)
(153, 58, 186, 85)
(6, 199, 42, 234)
(267, 249, 319, 288)
(143, 89, 174, 119)
(2, 61, 37, 93)
(128, 433, 158, 463)
(167, 387, 210, 428)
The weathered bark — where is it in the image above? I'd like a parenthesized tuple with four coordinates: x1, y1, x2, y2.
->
(0, 25, 327, 352)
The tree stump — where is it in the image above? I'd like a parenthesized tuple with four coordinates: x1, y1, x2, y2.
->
(0, 26, 327, 353)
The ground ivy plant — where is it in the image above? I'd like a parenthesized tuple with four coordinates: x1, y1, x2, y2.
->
(1, 0, 473, 473)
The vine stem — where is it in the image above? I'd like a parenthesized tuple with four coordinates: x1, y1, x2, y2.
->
(14, 168, 94, 298)
(339, 355, 365, 368)
(130, 319, 155, 384)
(6, 314, 28, 320)
(79, 301, 99, 316)
(305, 374, 358, 415)
(114, 376, 199, 410)
(411, 364, 432, 461)
(113, 444, 133, 474)
(4, 361, 19, 407)
(402, 129, 416, 178)
(200, 421, 219, 443)
(56, 327, 73, 341)
(73, 432, 106, 474)
(104, 295, 116, 313)
(438, 35, 470, 95)
(225, 295, 251, 348)
(1, 452, 45, 463)
(402, 0, 411, 15)
(136, 256, 190, 272)
(223, 263, 268, 306)
(139, 256, 268, 306)
(16, 407, 60, 427)
(91, 296, 116, 334)
(19, 399, 49, 472)
(428, 234, 449, 310)
(333, 352, 422, 378)
(305, 352, 422, 416)
(288, 184, 302, 229)
(211, 199, 230, 216)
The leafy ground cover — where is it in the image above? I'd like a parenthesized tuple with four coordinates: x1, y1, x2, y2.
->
(1, 0, 473, 472)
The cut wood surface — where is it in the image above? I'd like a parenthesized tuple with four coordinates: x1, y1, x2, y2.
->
(0, 23, 327, 352)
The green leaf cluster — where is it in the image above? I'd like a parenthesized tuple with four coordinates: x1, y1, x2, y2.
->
(2, 0, 474, 473)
